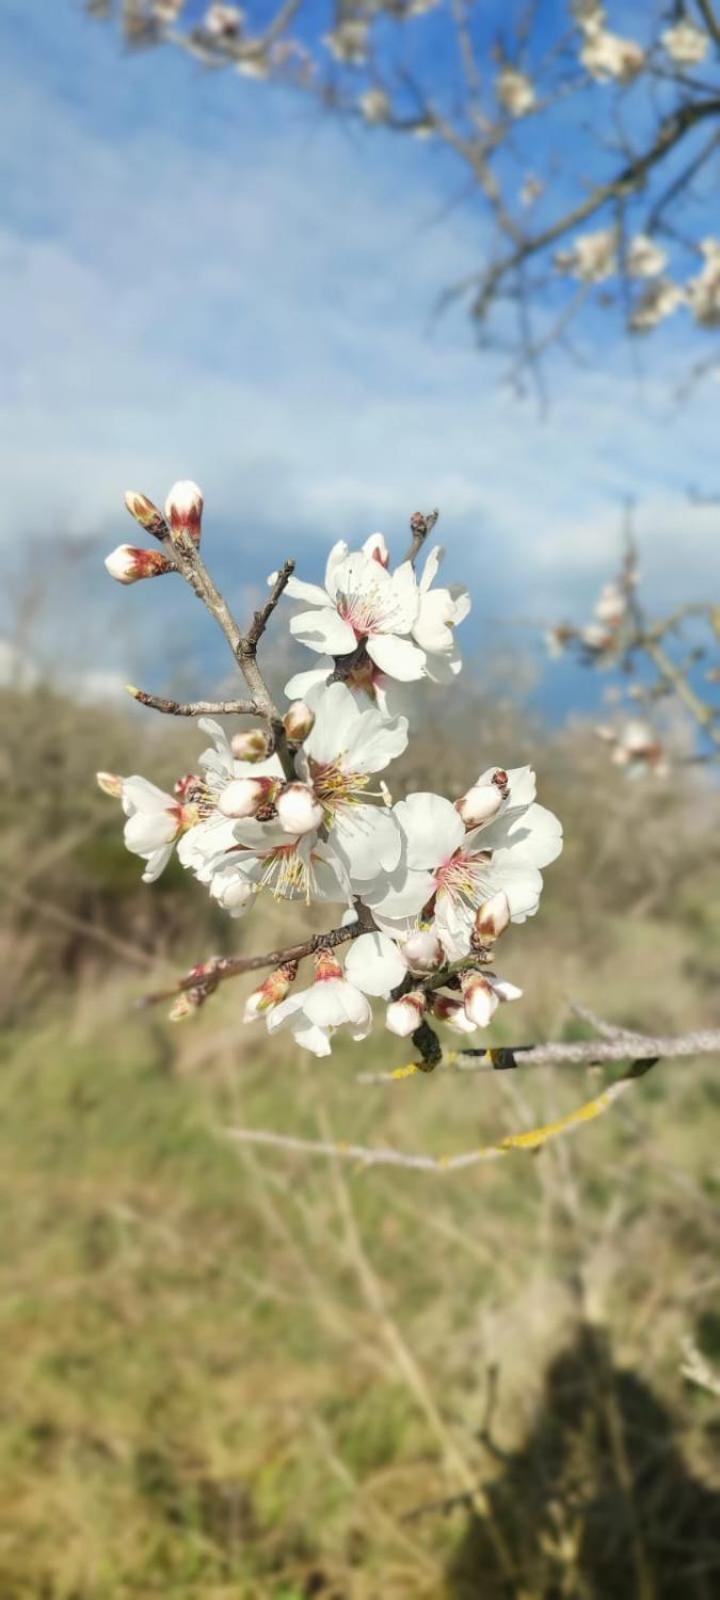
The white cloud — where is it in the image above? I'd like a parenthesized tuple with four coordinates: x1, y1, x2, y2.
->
(1, 0, 720, 684)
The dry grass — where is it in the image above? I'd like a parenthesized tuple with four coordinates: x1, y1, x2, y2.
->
(2, 684, 720, 1596)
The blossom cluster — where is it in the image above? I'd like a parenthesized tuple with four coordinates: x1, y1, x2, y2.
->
(99, 482, 562, 1058)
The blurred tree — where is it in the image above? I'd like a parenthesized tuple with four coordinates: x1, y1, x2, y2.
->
(89, 0, 720, 393)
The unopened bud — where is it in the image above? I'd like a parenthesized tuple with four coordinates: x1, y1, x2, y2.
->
(385, 989, 427, 1037)
(104, 544, 173, 584)
(218, 775, 279, 818)
(462, 969, 521, 1026)
(231, 727, 272, 763)
(456, 783, 504, 828)
(275, 782, 324, 836)
(402, 928, 444, 973)
(283, 701, 316, 743)
(362, 532, 390, 567)
(210, 874, 256, 915)
(204, 2, 243, 38)
(432, 995, 477, 1034)
(314, 947, 344, 982)
(96, 771, 124, 798)
(164, 479, 204, 545)
(473, 891, 510, 945)
(244, 960, 298, 1023)
(461, 971, 499, 1028)
(168, 993, 197, 1021)
(124, 490, 169, 541)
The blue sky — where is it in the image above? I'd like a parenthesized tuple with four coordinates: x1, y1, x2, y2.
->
(1, 0, 719, 718)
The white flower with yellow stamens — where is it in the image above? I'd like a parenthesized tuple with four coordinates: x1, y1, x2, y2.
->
(266, 948, 373, 1056)
(283, 536, 469, 686)
(364, 768, 562, 958)
(292, 680, 408, 884)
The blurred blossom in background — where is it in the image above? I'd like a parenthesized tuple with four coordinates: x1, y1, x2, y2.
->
(2, 5, 720, 1598)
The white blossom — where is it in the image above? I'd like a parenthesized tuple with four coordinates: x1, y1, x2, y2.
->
(266, 949, 373, 1056)
(580, 28, 645, 82)
(662, 20, 709, 65)
(364, 769, 563, 957)
(284, 537, 469, 686)
(204, 2, 243, 39)
(686, 239, 720, 327)
(101, 774, 195, 883)
(608, 719, 668, 778)
(296, 681, 408, 882)
(359, 89, 391, 124)
(630, 278, 685, 332)
(593, 582, 627, 627)
(324, 19, 369, 63)
(497, 66, 536, 118)
(627, 234, 667, 279)
(344, 931, 407, 996)
(555, 228, 617, 283)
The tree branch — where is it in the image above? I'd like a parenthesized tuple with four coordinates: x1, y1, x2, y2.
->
(225, 1031, 720, 1170)
(157, 525, 296, 775)
(466, 95, 720, 321)
(126, 687, 258, 717)
(139, 917, 366, 1008)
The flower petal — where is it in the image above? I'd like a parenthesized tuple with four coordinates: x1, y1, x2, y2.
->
(284, 660, 333, 700)
(366, 631, 427, 681)
(121, 776, 173, 817)
(331, 803, 402, 880)
(345, 932, 407, 996)
(284, 576, 332, 606)
(141, 842, 175, 884)
(419, 544, 443, 593)
(325, 540, 350, 597)
(290, 608, 357, 655)
(394, 792, 465, 869)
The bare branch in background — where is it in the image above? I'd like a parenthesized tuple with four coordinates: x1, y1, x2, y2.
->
(88, 0, 720, 385)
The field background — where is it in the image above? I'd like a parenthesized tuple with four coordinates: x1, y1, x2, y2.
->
(2, 681, 720, 1599)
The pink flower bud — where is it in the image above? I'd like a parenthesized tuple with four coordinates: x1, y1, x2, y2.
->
(218, 776, 279, 818)
(432, 995, 478, 1033)
(385, 990, 427, 1037)
(402, 928, 444, 973)
(275, 783, 324, 836)
(362, 532, 390, 567)
(455, 783, 504, 828)
(104, 545, 173, 584)
(164, 480, 204, 545)
(461, 971, 498, 1028)
(124, 490, 169, 541)
(283, 701, 316, 742)
(313, 948, 343, 982)
(473, 891, 511, 945)
(244, 960, 298, 1023)
(96, 771, 124, 798)
(231, 728, 272, 763)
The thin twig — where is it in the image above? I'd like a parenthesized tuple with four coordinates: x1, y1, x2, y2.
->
(139, 918, 366, 1007)
(126, 687, 258, 717)
(403, 507, 440, 567)
(226, 1030, 720, 1171)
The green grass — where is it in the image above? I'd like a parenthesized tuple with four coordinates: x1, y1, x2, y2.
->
(1, 910, 720, 1598)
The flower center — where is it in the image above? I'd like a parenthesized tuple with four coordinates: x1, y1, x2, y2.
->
(435, 848, 493, 908)
(335, 573, 408, 639)
(309, 758, 372, 817)
(258, 843, 309, 901)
